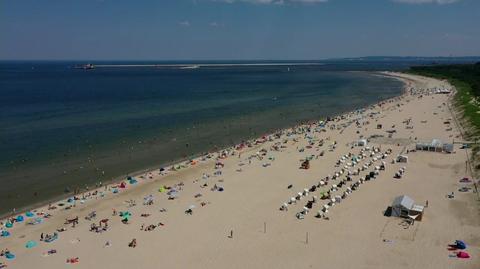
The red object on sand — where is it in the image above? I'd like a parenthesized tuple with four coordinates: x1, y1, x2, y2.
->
(67, 257, 79, 263)
(457, 251, 470, 259)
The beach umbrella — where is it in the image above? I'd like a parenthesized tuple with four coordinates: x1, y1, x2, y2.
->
(26, 240, 37, 249)
(120, 212, 131, 221)
(1, 230, 10, 237)
(16, 215, 24, 222)
(25, 211, 34, 217)
(5, 222, 13, 228)
(456, 240, 467, 250)
(120, 211, 131, 217)
(5, 252, 15, 260)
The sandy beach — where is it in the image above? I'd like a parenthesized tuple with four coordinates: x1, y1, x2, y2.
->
(1, 72, 478, 269)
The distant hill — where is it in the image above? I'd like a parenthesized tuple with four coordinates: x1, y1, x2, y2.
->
(326, 56, 480, 64)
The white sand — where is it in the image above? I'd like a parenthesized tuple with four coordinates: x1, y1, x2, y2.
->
(1, 72, 478, 269)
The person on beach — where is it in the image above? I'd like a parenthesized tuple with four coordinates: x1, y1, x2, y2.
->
(0, 249, 10, 257)
(128, 238, 137, 248)
(66, 257, 79, 264)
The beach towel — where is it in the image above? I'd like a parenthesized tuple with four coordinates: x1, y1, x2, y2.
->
(27, 217, 43, 225)
(26, 240, 37, 248)
(43, 249, 57, 257)
(457, 251, 470, 259)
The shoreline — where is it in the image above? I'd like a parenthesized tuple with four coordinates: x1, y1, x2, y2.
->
(0, 71, 408, 221)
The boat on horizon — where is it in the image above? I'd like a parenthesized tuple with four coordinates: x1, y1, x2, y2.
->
(74, 63, 95, 70)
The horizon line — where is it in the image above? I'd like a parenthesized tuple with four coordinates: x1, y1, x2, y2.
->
(1, 56, 480, 62)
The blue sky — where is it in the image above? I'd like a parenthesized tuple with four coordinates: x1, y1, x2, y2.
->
(1, 0, 479, 60)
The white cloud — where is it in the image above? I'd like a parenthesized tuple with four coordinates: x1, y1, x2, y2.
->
(392, 0, 461, 4)
(179, 21, 191, 27)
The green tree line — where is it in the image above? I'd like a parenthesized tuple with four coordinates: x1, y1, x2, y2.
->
(408, 63, 480, 138)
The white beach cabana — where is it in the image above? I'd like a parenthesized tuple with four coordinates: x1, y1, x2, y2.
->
(357, 139, 367, 147)
(396, 155, 408, 163)
(390, 195, 424, 221)
(416, 139, 453, 153)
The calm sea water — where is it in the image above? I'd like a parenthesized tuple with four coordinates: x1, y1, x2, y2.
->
(0, 61, 404, 215)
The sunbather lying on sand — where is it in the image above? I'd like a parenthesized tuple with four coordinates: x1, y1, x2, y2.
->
(144, 224, 156, 231)
(43, 249, 57, 256)
(66, 257, 79, 264)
